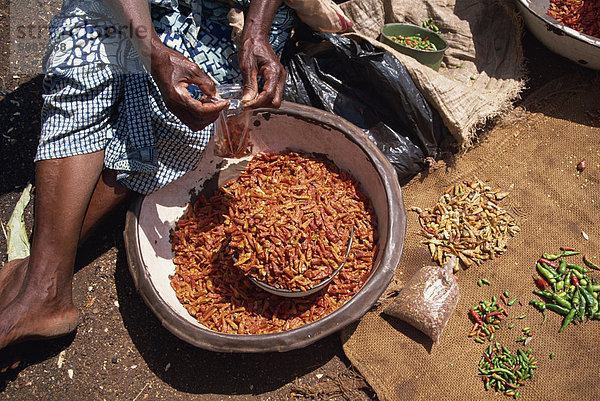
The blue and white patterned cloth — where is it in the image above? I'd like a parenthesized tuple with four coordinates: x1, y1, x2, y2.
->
(37, 0, 295, 194)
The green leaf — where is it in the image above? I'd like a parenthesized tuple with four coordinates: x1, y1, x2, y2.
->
(6, 183, 32, 262)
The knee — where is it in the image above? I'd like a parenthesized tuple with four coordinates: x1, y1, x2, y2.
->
(101, 169, 132, 196)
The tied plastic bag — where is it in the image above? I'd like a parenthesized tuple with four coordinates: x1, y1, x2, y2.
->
(382, 256, 459, 343)
(213, 84, 252, 158)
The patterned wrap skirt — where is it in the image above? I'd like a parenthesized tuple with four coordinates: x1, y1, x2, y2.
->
(37, 0, 295, 194)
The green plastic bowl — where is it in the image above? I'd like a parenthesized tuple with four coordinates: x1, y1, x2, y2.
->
(380, 23, 448, 71)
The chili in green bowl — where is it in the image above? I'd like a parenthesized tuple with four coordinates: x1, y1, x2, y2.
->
(380, 23, 448, 71)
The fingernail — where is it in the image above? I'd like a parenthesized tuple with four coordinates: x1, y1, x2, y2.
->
(10, 360, 21, 369)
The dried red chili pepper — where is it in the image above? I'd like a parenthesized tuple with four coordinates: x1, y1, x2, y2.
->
(470, 308, 485, 326)
(485, 311, 504, 322)
(533, 275, 551, 290)
(539, 258, 559, 269)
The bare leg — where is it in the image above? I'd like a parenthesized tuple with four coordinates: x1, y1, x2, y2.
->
(0, 152, 132, 354)
(0, 168, 132, 311)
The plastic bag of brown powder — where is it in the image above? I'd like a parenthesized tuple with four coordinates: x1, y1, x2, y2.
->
(383, 256, 459, 343)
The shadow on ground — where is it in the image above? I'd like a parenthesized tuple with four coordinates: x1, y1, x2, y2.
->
(0, 75, 43, 195)
(113, 244, 348, 396)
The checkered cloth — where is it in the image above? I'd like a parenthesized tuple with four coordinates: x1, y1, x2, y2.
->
(37, 0, 295, 194)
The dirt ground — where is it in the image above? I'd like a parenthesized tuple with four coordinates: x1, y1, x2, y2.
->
(0, 0, 597, 400)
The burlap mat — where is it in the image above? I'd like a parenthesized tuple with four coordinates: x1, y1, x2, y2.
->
(339, 0, 524, 148)
(341, 75, 600, 400)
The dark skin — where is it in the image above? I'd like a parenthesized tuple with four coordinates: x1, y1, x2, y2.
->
(0, 0, 285, 371)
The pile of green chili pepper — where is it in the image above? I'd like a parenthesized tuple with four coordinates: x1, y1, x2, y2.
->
(529, 247, 600, 332)
(468, 296, 509, 343)
(389, 34, 437, 51)
(478, 342, 537, 399)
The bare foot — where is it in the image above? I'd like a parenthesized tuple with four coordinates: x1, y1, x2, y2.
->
(0, 290, 79, 355)
(0, 258, 29, 311)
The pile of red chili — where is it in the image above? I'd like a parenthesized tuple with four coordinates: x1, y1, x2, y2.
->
(547, 0, 600, 39)
(226, 151, 355, 291)
(169, 150, 378, 334)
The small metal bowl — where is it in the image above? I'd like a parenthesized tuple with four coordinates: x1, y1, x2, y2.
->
(247, 227, 354, 298)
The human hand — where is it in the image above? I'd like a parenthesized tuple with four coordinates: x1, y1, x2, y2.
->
(150, 41, 229, 132)
(238, 35, 286, 109)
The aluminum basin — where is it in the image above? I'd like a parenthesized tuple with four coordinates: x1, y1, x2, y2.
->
(123, 101, 406, 352)
(516, 0, 600, 70)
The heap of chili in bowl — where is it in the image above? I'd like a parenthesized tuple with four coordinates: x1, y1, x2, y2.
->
(379, 23, 448, 71)
(515, 0, 600, 70)
(124, 102, 406, 352)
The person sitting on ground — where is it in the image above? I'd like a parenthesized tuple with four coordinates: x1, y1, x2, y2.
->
(0, 0, 295, 371)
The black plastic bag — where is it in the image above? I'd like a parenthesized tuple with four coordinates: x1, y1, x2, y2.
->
(282, 32, 449, 182)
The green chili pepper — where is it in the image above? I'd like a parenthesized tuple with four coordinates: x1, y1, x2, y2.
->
(478, 279, 483, 287)
(540, 261, 560, 277)
(534, 290, 572, 309)
(571, 269, 584, 280)
(555, 280, 565, 292)
(588, 284, 600, 292)
(557, 259, 567, 275)
(481, 278, 491, 285)
(549, 352, 556, 359)
(561, 250, 581, 257)
(537, 263, 558, 284)
(579, 286, 598, 314)
(564, 271, 573, 290)
(567, 263, 587, 274)
(559, 308, 576, 332)
(507, 298, 518, 306)
(529, 299, 546, 311)
(583, 255, 599, 270)
(545, 303, 570, 315)
(578, 290, 586, 322)
(542, 253, 562, 260)
(475, 337, 485, 344)
(517, 314, 527, 319)
(508, 323, 515, 329)
(486, 368, 517, 381)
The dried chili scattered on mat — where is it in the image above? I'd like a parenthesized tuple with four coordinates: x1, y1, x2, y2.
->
(412, 180, 520, 271)
(170, 150, 378, 334)
(547, 0, 600, 39)
(468, 296, 509, 343)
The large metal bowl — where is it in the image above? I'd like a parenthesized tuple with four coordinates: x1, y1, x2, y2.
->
(515, 0, 600, 70)
(123, 101, 406, 353)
